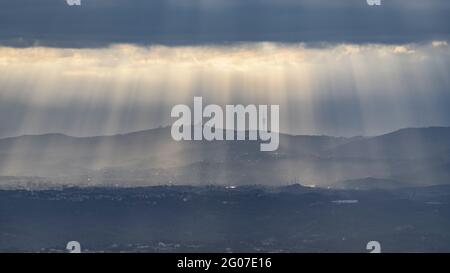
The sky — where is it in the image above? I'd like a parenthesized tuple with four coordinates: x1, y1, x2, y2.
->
(0, 0, 449, 138)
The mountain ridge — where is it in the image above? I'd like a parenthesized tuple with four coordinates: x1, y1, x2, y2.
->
(0, 126, 449, 189)
(2, 125, 449, 141)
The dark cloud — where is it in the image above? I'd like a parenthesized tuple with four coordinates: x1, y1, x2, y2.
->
(0, 0, 449, 47)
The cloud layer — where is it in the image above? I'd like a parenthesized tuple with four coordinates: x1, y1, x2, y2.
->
(0, 42, 449, 138)
(0, 0, 449, 47)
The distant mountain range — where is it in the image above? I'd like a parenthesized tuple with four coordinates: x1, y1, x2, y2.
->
(0, 126, 449, 189)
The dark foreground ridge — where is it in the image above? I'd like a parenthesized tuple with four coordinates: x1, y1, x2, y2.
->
(1, 184, 449, 253)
